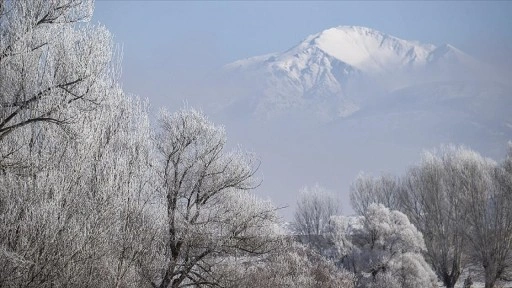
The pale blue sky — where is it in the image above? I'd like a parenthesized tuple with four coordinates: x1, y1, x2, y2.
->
(93, 1, 512, 107)
(93, 1, 511, 62)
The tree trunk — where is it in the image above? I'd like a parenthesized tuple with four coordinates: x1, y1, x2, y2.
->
(443, 274, 457, 288)
(441, 267, 460, 288)
(484, 263, 497, 288)
(485, 280, 496, 288)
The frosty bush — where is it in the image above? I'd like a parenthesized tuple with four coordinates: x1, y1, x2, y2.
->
(215, 240, 356, 288)
(329, 204, 437, 288)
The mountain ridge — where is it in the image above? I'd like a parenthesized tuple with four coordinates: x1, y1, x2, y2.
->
(221, 25, 490, 120)
(226, 26, 474, 74)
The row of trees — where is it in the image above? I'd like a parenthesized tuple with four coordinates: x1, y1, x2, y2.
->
(1, 1, 312, 287)
(293, 145, 512, 288)
(351, 145, 512, 288)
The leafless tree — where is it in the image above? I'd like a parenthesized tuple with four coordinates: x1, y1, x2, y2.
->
(458, 147, 512, 288)
(398, 147, 472, 288)
(0, 82, 155, 287)
(146, 109, 279, 288)
(293, 183, 342, 237)
(0, 1, 155, 280)
(396, 145, 512, 288)
(0, 0, 117, 170)
(350, 173, 400, 215)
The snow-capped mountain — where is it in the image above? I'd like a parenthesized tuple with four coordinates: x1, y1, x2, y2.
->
(222, 26, 493, 120)
(202, 26, 511, 218)
(227, 26, 438, 74)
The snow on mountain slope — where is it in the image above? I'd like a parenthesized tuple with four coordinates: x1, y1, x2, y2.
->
(310, 26, 434, 73)
(222, 26, 485, 120)
(226, 26, 451, 74)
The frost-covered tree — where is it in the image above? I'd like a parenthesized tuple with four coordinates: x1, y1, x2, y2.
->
(0, 82, 155, 287)
(503, 142, 512, 175)
(348, 144, 512, 287)
(0, 0, 116, 170)
(327, 215, 357, 260)
(330, 204, 437, 288)
(146, 109, 279, 288)
(455, 148, 512, 288)
(398, 146, 472, 288)
(0, 1, 157, 285)
(350, 173, 400, 215)
(293, 183, 341, 237)
(399, 145, 512, 288)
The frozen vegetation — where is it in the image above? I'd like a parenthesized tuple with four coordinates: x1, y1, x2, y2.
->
(1, 1, 511, 287)
(293, 146, 512, 288)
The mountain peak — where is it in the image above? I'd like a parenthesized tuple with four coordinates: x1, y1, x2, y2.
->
(326, 25, 386, 36)
(304, 26, 435, 73)
(227, 26, 470, 76)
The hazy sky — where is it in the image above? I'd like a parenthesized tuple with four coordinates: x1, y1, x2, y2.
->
(93, 1, 511, 62)
(93, 1, 512, 109)
(92, 1, 512, 217)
